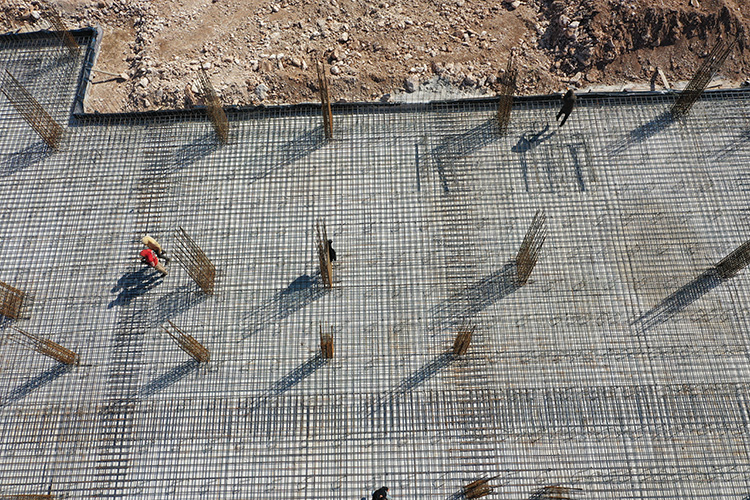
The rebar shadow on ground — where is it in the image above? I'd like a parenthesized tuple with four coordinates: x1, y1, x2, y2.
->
(269, 353, 326, 395)
(1, 363, 73, 407)
(609, 111, 674, 155)
(138, 359, 201, 398)
(429, 262, 519, 334)
(247, 125, 326, 184)
(429, 119, 500, 193)
(0, 141, 54, 177)
(240, 272, 330, 337)
(633, 268, 722, 333)
(149, 285, 208, 326)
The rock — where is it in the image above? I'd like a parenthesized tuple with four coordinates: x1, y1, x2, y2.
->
(569, 20, 580, 29)
(405, 76, 419, 93)
(250, 60, 259, 71)
(255, 83, 269, 101)
(486, 74, 497, 85)
(559, 15, 570, 27)
(339, 32, 349, 43)
(202, 62, 212, 70)
(119, 72, 130, 81)
(330, 65, 341, 75)
(30, 10, 41, 21)
(462, 74, 477, 87)
(689, 0, 699, 7)
(138, 77, 149, 88)
(510, 0, 521, 9)
(380, 93, 391, 102)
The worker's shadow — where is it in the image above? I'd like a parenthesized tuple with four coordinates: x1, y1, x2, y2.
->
(1, 362, 73, 408)
(610, 111, 674, 155)
(512, 124, 556, 192)
(241, 272, 330, 337)
(429, 261, 519, 334)
(269, 353, 326, 395)
(149, 285, 208, 326)
(108, 268, 164, 308)
(429, 119, 500, 193)
(632, 267, 723, 333)
(138, 359, 201, 398)
(0, 141, 54, 177)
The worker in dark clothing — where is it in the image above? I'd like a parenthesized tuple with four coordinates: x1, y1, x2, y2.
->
(372, 486, 388, 500)
(556, 89, 576, 127)
(326, 239, 337, 262)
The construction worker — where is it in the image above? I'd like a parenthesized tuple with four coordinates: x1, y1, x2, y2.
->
(326, 239, 337, 262)
(556, 89, 576, 127)
(142, 234, 170, 264)
(372, 486, 388, 500)
(140, 248, 168, 276)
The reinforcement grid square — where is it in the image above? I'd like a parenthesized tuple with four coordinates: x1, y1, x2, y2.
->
(1, 31, 750, 500)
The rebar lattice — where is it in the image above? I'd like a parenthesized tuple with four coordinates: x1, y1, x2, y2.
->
(317, 60, 333, 140)
(452, 322, 475, 356)
(671, 35, 738, 117)
(44, 4, 80, 57)
(162, 320, 210, 363)
(0, 69, 63, 150)
(516, 209, 547, 285)
(715, 239, 750, 280)
(0, 280, 29, 320)
(197, 68, 229, 144)
(320, 324, 334, 359)
(174, 226, 216, 295)
(464, 477, 495, 499)
(497, 51, 518, 133)
(8, 326, 79, 365)
(316, 220, 333, 288)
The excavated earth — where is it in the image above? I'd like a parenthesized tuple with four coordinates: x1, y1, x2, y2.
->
(2, 0, 749, 112)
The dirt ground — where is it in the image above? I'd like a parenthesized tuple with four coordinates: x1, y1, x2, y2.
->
(2, 0, 749, 113)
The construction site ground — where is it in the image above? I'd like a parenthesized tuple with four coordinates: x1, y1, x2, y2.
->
(2, 29, 750, 500)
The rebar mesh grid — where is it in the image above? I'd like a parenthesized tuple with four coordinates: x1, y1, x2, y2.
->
(1, 30, 750, 500)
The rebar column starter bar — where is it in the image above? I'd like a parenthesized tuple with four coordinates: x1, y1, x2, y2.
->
(317, 60, 333, 140)
(0, 280, 29, 320)
(0, 69, 63, 150)
(670, 34, 738, 117)
(320, 324, 334, 359)
(173, 226, 216, 295)
(45, 5, 80, 57)
(316, 221, 333, 288)
(464, 477, 494, 499)
(162, 320, 210, 363)
(9, 325, 79, 365)
(497, 51, 518, 134)
(452, 323, 475, 356)
(516, 209, 547, 285)
(198, 68, 229, 144)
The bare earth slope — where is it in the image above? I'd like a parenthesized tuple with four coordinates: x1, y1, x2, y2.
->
(2, 0, 748, 112)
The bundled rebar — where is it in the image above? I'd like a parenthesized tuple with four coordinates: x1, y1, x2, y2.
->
(497, 51, 518, 134)
(452, 322, 475, 356)
(320, 324, 334, 359)
(316, 221, 333, 288)
(44, 3, 80, 57)
(9, 326, 79, 365)
(715, 239, 750, 280)
(671, 35, 737, 117)
(1, 495, 57, 500)
(174, 226, 216, 295)
(162, 320, 210, 363)
(0, 280, 29, 320)
(516, 209, 547, 285)
(317, 60, 333, 140)
(464, 477, 495, 499)
(0, 69, 63, 150)
(198, 68, 229, 144)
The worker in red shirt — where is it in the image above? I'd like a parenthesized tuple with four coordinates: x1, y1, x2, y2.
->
(140, 248, 168, 276)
